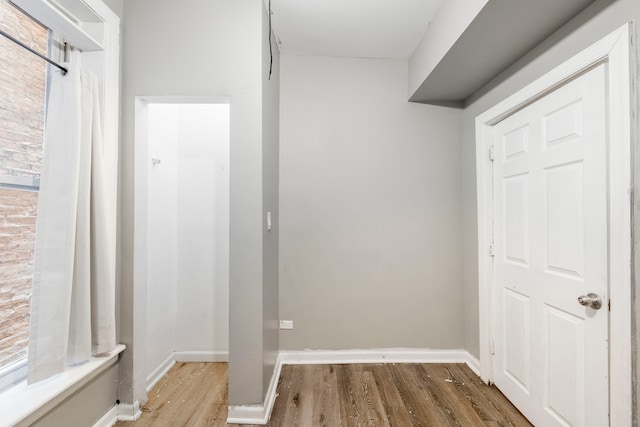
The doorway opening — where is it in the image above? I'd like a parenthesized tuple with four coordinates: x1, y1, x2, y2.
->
(134, 98, 230, 397)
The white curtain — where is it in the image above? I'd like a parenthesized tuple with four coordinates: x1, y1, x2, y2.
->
(27, 51, 116, 384)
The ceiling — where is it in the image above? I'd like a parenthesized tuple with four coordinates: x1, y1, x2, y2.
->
(268, 0, 445, 59)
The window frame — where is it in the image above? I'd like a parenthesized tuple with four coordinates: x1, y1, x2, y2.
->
(0, 0, 49, 193)
(0, 0, 120, 404)
(0, 358, 27, 392)
(0, 0, 50, 388)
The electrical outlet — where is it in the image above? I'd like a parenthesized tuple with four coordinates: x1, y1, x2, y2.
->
(279, 320, 293, 330)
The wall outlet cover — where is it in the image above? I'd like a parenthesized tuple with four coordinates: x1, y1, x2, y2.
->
(279, 320, 293, 330)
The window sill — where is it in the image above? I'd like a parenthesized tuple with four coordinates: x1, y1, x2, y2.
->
(0, 344, 125, 426)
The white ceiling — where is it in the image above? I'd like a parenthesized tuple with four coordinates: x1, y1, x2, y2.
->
(268, 0, 445, 59)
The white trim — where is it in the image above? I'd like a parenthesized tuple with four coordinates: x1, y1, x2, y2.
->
(11, 0, 102, 50)
(143, 351, 230, 395)
(133, 95, 231, 408)
(145, 355, 175, 394)
(280, 348, 481, 377)
(603, 24, 633, 427)
(0, 358, 28, 394)
(92, 405, 117, 427)
(174, 351, 229, 363)
(263, 353, 282, 424)
(227, 353, 282, 425)
(101, 349, 482, 425)
(134, 96, 230, 104)
(226, 349, 481, 424)
(0, 344, 125, 427)
(116, 401, 142, 422)
(279, 348, 472, 365)
(227, 405, 268, 425)
(475, 24, 633, 425)
(465, 352, 481, 377)
(132, 97, 150, 407)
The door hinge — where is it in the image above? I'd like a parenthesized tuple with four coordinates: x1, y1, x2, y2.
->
(489, 147, 495, 161)
(490, 339, 496, 355)
(608, 299, 611, 312)
(489, 243, 495, 257)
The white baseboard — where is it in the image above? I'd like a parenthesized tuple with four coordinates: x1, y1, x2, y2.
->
(226, 353, 282, 425)
(279, 348, 482, 381)
(109, 349, 481, 426)
(146, 351, 228, 394)
(465, 352, 481, 376)
(263, 353, 282, 423)
(93, 405, 118, 427)
(227, 404, 268, 425)
(279, 348, 472, 365)
(116, 401, 141, 421)
(174, 351, 229, 363)
(225, 348, 481, 424)
(146, 355, 175, 394)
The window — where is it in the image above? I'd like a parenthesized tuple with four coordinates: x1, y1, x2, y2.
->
(0, 0, 48, 385)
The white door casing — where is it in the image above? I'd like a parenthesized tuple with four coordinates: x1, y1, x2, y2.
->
(133, 95, 230, 407)
(492, 64, 607, 426)
(475, 25, 632, 426)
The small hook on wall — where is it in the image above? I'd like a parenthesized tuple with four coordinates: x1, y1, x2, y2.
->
(151, 158, 161, 166)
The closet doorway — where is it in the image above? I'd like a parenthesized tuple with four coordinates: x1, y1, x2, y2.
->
(134, 98, 230, 393)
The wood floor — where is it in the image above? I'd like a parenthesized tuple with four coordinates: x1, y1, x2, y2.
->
(116, 362, 532, 426)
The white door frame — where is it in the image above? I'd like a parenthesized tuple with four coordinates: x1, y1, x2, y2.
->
(475, 24, 633, 425)
(132, 95, 230, 408)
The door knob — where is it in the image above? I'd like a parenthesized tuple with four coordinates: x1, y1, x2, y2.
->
(577, 293, 602, 310)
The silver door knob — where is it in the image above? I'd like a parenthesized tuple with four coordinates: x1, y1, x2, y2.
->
(578, 293, 602, 310)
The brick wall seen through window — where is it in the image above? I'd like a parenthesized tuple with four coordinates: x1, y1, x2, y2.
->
(0, 0, 48, 369)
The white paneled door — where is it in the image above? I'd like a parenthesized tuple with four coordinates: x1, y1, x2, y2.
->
(492, 64, 608, 426)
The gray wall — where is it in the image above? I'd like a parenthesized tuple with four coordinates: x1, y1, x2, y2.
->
(279, 55, 464, 351)
(119, 0, 275, 407)
(461, 0, 640, 362)
(261, 3, 280, 396)
(31, 362, 119, 427)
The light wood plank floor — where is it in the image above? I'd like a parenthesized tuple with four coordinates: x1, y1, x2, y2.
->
(116, 362, 532, 426)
